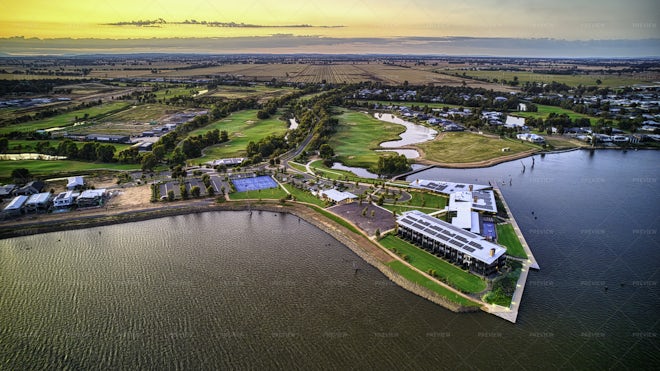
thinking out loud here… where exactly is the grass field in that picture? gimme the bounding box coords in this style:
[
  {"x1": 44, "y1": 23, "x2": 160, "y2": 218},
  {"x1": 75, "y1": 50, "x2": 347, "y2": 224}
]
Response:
[
  {"x1": 418, "y1": 132, "x2": 539, "y2": 164},
  {"x1": 228, "y1": 186, "x2": 288, "y2": 200},
  {"x1": 0, "y1": 102, "x2": 131, "y2": 134},
  {"x1": 6, "y1": 139, "x2": 133, "y2": 154},
  {"x1": 99, "y1": 104, "x2": 171, "y2": 123},
  {"x1": 192, "y1": 109, "x2": 289, "y2": 161},
  {"x1": 443, "y1": 69, "x2": 651, "y2": 88},
  {"x1": 330, "y1": 109, "x2": 406, "y2": 168},
  {"x1": 380, "y1": 235, "x2": 486, "y2": 293},
  {"x1": 496, "y1": 223, "x2": 528, "y2": 259},
  {"x1": 512, "y1": 104, "x2": 594, "y2": 123},
  {"x1": 386, "y1": 260, "x2": 480, "y2": 306},
  {"x1": 0, "y1": 159, "x2": 139, "y2": 178},
  {"x1": 281, "y1": 183, "x2": 327, "y2": 207}
]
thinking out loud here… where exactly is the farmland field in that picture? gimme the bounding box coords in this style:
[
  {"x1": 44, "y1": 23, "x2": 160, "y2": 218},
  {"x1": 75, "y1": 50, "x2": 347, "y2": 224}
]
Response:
[
  {"x1": 441, "y1": 69, "x2": 653, "y2": 88},
  {"x1": 192, "y1": 109, "x2": 288, "y2": 161}
]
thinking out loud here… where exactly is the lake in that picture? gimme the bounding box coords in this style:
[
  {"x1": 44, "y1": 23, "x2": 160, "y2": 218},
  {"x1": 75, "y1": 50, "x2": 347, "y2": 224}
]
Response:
[{"x1": 1, "y1": 149, "x2": 658, "y2": 369}]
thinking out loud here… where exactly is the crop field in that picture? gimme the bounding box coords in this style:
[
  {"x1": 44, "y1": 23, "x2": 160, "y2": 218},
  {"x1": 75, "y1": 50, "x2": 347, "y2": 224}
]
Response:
[
  {"x1": 418, "y1": 132, "x2": 539, "y2": 164},
  {"x1": 0, "y1": 102, "x2": 131, "y2": 134},
  {"x1": 191, "y1": 109, "x2": 288, "y2": 161},
  {"x1": 208, "y1": 85, "x2": 295, "y2": 103},
  {"x1": 442, "y1": 69, "x2": 654, "y2": 88},
  {"x1": 329, "y1": 109, "x2": 406, "y2": 168}
]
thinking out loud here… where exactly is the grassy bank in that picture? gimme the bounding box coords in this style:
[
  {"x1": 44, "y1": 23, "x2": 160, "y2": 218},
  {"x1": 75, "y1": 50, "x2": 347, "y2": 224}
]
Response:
[
  {"x1": 380, "y1": 235, "x2": 486, "y2": 293},
  {"x1": 386, "y1": 260, "x2": 479, "y2": 307},
  {"x1": 496, "y1": 223, "x2": 528, "y2": 259},
  {"x1": 228, "y1": 187, "x2": 288, "y2": 201},
  {"x1": 281, "y1": 183, "x2": 326, "y2": 207},
  {"x1": 483, "y1": 261, "x2": 522, "y2": 307},
  {"x1": 419, "y1": 132, "x2": 538, "y2": 164}
]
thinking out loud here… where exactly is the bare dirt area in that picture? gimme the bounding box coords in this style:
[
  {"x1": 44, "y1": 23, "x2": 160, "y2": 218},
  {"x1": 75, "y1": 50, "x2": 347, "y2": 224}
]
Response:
[
  {"x1": 328, "y1": 202, "x2": 396, "y2": 236},
  {"x1": 109, "y1": 185, "x2": 152, "y2": 209}
]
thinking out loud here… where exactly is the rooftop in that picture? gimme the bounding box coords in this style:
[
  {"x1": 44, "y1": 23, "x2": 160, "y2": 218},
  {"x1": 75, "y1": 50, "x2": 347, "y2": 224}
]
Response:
[
  {"x1": 321, "y1": 189, "x2": 357, "y2": 203},
  {"x1": 397, "y1": 210, "x2": 506, "y2": 265},
  {"x1": 411, "y1": 179, "x2": 491, "y2": 195}
]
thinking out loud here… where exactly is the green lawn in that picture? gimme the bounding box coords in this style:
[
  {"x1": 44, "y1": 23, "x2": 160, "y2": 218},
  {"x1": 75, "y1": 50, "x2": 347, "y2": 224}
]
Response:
[
  {"x1": 380, "y1": 235, "x2": 486, "y2": 293},
  {"x1": 282, "y1": 183, "x2": 326, "y2": 207},
  {"x1": 512, "y1": 104, "x2": 594, "y2": 123},
  {"x1": 496, "y1": 223, "x2": 528, "y2": 259},
  {"x1": 228, "y1": 186, "x2": 288, "y2": 200},
  {"x1": 191, "y1": 109, "x2": 288, "y2": 161},
  {"x1": 330, "y1": 109, "x2": 406, "y2": 168},
  {"x1": 308, "y1": 159, "x2": 376, "y2": 183},
  {"x1": 419, "y1": 132, "x2": 539, "y2": 164},
  {"x1": 0, "y1": 102, "x2": 131, "y2": 134},
  {"x1": 386, "y1": 260, "x2": 479, "y2": 307},
  {"x1": 7, "y1": 139, "x2": 132, "y2": 154},
  {"x1": 0, "y1": 160, "x2": 139, "y2": 178},
  {"x1": 287, "y1": 161, "x2": 308, "y2": 173}
]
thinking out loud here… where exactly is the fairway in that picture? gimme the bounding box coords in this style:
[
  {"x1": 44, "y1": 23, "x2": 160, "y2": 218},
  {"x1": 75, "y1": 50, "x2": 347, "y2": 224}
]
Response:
[
  {"x1": 329, "y1": 109, "x2": 406, "y2": 168},
  {"x1": 418, "y1": 132, "x2": 539, "y2": 164},
  {"x1": 193, "y1": 109, "x2": 288, "y2": 161}
]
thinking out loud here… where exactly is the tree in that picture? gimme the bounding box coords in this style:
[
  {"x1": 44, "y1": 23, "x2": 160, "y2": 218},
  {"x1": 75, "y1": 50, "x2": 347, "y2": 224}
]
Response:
[
  {"x1": 167, "y1": 190, "x2": 175, "y2": 201},
  {"x1": 596, "y1": 79, "x2": 602, "y2": 85},
  {"x1": 190, "y1": 185, "x2": 201, "y2": 198},
  {"x1": 12, "y1": 168, "x2": 30, "y2": 183},
  {"x1": 141, "y1": 153, "x2": 158, "y2": 171},
  {"x1": 180, "y1": 183, "x2": 189, "y2": 199},
  {"x1": 0, "y1": 138, "x2": 8, "y2": 153},
  {"x1": 206, "y1": 185, "x2": 215, "y2": 196},
  {"x1": 319, "y1": 144, "x2": 334, "y2": 159},
  {"x1": 96, "y1": 144, "x2": 116, "y2": 163}
]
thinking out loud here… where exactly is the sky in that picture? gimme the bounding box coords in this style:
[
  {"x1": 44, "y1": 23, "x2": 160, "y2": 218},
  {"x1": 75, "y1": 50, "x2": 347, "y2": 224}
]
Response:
[{"x1": 1, "y1": 0, "x2": 659, "y2": 56}]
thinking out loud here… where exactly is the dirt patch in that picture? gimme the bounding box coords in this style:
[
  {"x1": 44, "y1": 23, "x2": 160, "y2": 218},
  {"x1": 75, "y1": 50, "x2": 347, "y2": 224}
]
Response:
[
  {"x1": 328, "y1": 202, "x2": 396, "y2": 236},
  {"x1": 110, "y1": 186, "x2": 151, "y2": 209}
]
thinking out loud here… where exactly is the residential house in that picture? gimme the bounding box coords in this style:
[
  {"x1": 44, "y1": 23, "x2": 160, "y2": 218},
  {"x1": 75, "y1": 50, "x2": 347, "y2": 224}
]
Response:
[
  {"x1": 15, "y1": 181, "x2": 46, "y2": 196},
  {"x1": 25, "y1": 192, "x2": 53, "y2": 213},
  {"x1": 3, "y1": 195, "x2": 29, "y2": 217}
]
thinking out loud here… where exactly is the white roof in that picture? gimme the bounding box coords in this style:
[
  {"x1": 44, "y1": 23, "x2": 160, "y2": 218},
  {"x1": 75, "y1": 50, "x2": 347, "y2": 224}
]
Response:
[
  {"x1": 411, "y1": 179, "x2": 490, "y2": 195},
  {"x1": 78, "y1": 189, "x2": 106, "y2": 199},
  {"x1": 320, "y1": 189, "x2": 357, "y2": 203},
  {"x1": 397, "y1": 210, "x2": 506, "y2": 265},
  {"x1": 26, "y1": 192, "x2": 52, "y2": 205},
  {"x1": 4, "y1": 195, "x2": 28, "y2": 211},
  {"x1": 67, "y1": 176, "x2": 84, "y2": 188}
]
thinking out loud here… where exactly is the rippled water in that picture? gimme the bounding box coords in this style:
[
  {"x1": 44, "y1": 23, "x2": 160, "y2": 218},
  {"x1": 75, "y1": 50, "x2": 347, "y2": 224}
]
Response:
[{"x1": 1, "y1": 149, "x2": 658, "y2": 369}]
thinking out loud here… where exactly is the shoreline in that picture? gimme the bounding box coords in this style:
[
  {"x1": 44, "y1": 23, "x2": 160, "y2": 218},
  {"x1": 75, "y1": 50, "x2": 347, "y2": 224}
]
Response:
[{"x1": 0, "y1": 199, "x2": 479, "y2": 313}]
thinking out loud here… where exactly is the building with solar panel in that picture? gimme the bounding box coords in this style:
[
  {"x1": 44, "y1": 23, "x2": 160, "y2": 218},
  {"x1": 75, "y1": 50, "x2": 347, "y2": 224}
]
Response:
[{"x1": 396, "y1": 210, "x2": 507, "y2": 276}]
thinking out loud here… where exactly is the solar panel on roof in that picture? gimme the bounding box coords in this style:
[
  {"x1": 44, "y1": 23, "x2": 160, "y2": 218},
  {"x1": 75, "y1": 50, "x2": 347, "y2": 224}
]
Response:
[{"x1": 464, "y1": 246, "x2": 475, "y2": 253}]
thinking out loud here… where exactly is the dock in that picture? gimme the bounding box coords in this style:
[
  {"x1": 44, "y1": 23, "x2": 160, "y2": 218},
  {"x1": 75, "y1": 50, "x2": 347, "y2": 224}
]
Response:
[{"x1": 482, "y1": 183, "x2": 540, "y2": 323}]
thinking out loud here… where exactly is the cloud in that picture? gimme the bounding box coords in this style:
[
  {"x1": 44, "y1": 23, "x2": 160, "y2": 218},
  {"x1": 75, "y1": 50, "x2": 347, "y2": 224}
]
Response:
[{"x1": 1, "y1": 35, "x2": 658, "y2": 57}]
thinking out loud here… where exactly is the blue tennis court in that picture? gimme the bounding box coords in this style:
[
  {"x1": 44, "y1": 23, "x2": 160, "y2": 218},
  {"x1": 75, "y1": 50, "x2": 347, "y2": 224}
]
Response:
[
  {"x1": 482, "y1": 222, "x2": 497, "y2": 239},
  {"x1": 232, "y1": 176, "x2": 278, "y2": 192}
]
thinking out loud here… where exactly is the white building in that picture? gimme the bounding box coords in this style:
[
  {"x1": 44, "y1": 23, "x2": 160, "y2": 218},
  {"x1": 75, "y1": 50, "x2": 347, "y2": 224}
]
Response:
[
  {"x1": 516, "y1": 133, "x2": 545, "y2": 143},
  {"x1": 320, "y1": 189, "x2": 357, "y2": 204},
  {"x1": 53, "y1": 191, "x2": 78, "y2": 208}
]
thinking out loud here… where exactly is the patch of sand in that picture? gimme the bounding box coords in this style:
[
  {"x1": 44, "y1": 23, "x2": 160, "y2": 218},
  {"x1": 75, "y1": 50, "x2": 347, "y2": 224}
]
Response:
[{"x1": 109, "y1": 186, "x2": 152, "y2": 209}]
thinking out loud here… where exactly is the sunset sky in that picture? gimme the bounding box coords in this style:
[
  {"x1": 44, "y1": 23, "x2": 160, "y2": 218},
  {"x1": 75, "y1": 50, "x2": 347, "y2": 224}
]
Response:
[{"x1": 1, "y1": 0, "x2": 658, "y2": 56}]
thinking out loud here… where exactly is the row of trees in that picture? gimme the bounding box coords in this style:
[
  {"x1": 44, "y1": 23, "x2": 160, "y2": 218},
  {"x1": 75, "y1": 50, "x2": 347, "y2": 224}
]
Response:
[{"x1": 26, "y1": 140, "x2": 117, "y2": 162}]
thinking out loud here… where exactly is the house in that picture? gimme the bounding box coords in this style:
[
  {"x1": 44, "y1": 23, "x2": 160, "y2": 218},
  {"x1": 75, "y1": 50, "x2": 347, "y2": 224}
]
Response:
[
  {"x1": 443, "y1": 123, "x2": 465, "y2": 132},
  {"x1": 397, "y1": 210, "x2": 507, "y2": 276},
  {"x1": 25, "y1": 192, "x2": 53, "y2": 212},
  {"x1": 505, "y1": 116, "x2": 526, "y2": 128},
  {"x1": 516, "y1": 133, "x2": 545, "y2": 143},
  {"x1": 15, "y1": 181, "x2": 46, "y2": 196},
  {"x1": 518, "y1": 103, "x2": 528, "y2": 111},
  {"x1": 76, "y1": 189, "x2": 106, "y2": 208},
  {"x1": 3, "y1": 195, "x2": 29, "y2": 217},
  {"x1": 0, "y1": 184, "x2": 16, "y2": 200},
  {"x1": 85, "y1": 134, "x2": 130, "y2": 144},
  {"x1": 53, "y1": 191, "x2": 78, "y2": 208},
  {"x1": 67, "y1": 176, "x2": 84, "y2": 190},
  {"x1": 320, "y1": 189, "x2": 357, "y2": 204}
]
